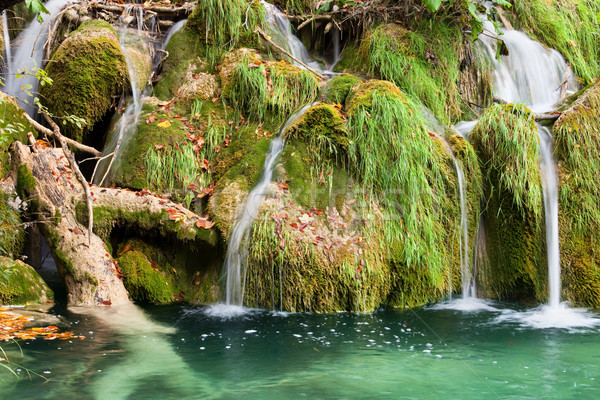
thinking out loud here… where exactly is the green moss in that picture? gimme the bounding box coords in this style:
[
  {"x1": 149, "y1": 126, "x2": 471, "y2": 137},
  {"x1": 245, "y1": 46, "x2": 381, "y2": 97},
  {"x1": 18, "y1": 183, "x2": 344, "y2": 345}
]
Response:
[
  {"x1": 509, "y1": 0, "x2": 600, "y2": 84},
  {"x1": 153, "y1": 28, "x2": 209, "y2": 100},
  {"x1": 224, "y1": 57, "x2": 320, "y2": 122},
  {"x1": 470, "y1": 103, "x2": 545, "y2": 301},
  {"x1": 16, "y1": 164, "x2": 36, "y2": 201},
  {"x1": 0, "y1": 256, "x2": 53, "y2": 304},
  {"x1": 346, "y1": 80, "x2": 453, "y2": 306},
  {"x1": 44, "y1": 227, "x2": 75, "y2": 275},
  {"x1": 41, "y1": 20, "x2": 128, "y2": 142},
  {"x1": 0, "y1": 92, "x2": 35, "y2": 177},
  {"x1": 75, "y1": 203, "x2": 217, "y2": 245},
  {"x1": 362, "y1": 22, "x2": 465, "y2": 124},
  {"x1": 554, "y1": 82, "x2": 600, "y2": 307},
  {"x1": 324, "y1": 74, "x2": 362, "y2": 107},
  {"x1": 117, "y1": 238, "x2": 221, "y2": 304},
  {"x1": 118, "y1": 249, "x2": 173, "y2": 304},
  {"x1": 333, "y1": 41, "x2": 372, "y2": 76}
]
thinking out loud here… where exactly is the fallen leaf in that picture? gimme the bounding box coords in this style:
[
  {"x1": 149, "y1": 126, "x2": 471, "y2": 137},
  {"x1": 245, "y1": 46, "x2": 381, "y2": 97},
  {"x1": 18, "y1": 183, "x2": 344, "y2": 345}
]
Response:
[{"x1": 157, "y1": 120, "x2": 171, "y2": 128}]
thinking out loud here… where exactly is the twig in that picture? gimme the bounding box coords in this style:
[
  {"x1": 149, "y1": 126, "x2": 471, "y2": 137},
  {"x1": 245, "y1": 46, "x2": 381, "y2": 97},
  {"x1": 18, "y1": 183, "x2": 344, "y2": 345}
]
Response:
[
  {"x1": 42, "y1": 113, "x2": 94, "y2": 247},
  {"x1": 298, "y1": 15, "x2": 331, "y2": 30},
  {"x1": 90, "y1": 152, "x2": 115, "y2": 184},
  {"x1": 23, "y1": 113, "x2": 101, "y2": 156},
  {"x1": 256, "y1": 27, "x2": 324, "y2": 79}
]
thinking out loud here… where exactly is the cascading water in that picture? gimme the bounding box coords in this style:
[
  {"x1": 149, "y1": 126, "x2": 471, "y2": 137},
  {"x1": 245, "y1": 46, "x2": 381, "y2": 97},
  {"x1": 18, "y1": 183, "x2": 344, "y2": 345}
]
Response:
[
  {"x1": 212, "y1": 104, "x2": 312, "y2": 315},
  {"x1": 4, "y1": 0, "x2": 68, "y2": 116},
  {"x1": 93, "y1": 13, "x2": 150, "y2": 185},
  {"x1": 260, "y1": 1, "x2": 326, "y2": 74},
  {"x1": 2, "y1": 11, "x2": 12, "y2": 74},
  {"x1": 454, "y1": 159, "x2": 474, "y2": 299},
  {"x1": 471, "y1": 18, "x2": 599, "y2": 327},
  {"x1": 537, "y1": 125, "x2": 560, "y2": 308}
]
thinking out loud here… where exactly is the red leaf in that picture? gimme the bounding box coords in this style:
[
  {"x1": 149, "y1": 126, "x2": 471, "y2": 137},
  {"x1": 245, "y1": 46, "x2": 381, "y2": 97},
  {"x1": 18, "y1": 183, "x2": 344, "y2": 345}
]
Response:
[{"x1": 101, "y1": 300, "x2": 112, "y2": 306}]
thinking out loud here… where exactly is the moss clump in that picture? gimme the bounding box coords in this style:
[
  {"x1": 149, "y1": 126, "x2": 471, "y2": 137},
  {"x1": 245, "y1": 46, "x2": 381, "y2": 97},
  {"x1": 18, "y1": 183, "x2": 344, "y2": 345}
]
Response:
[
  {"x1": 470, "y1": 104, "x2": 545, "y2": 301},
  {"x1": 153, "y1": 27, "x2": 209, "y2": 100},
  {"x1": 333, "y1": 41, "x2": 372, "y2": 76},
  {"x1": 0, "y1": 256, "x2": 53, "y2": 304},
  {"x1": 41, "y1": 20, "x2": 128, "y2": 142},
  {"x1": 362, "y1": 22, "x2": 464, "y2": 124},
  {"x1": 117, "y1": 238, "x2": 221, "y2": 305},
  {"x1": 118, "y1": 249, "x2": 172, "y2": 304},
  {"x1": 324, "y1": 74, "x2": 362, "y2": 106},
  {"x1": 346, "y1": 80, "x2": 454, "y2": 307},
  {"x1": 554, "y1": 82, "x2": 600, "y2": 307},
  {"x1": 285, "y1": 103, "x2": 348, "y2": 149},
  {"x1": 16, "y1": 164, "x2": 36, "y2": 201},
  {"x1": 223, "y1": 55, "x2": 320, "y2": 122},
  {"x1": 0, "y1": 192, "x2": 25, "y2": 258},
  {"x1": 509, "y1": 0, "x2": 600, "y2": 84},
  {"x1": 0, "y1": 92, "x2": 35, "y2": 177}
]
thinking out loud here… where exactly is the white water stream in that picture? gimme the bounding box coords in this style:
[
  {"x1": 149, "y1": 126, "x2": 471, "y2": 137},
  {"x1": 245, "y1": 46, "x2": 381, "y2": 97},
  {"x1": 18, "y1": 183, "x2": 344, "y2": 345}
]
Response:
[
  {"x1": 4, "y1": 0, "x2": 68, "y2": 116},
  {"x1": 217, "y1": 104, "x2": 311, "y2": 312},
  {"x1": 2, "y1": 11, "x2": 13, "y2": 74}
]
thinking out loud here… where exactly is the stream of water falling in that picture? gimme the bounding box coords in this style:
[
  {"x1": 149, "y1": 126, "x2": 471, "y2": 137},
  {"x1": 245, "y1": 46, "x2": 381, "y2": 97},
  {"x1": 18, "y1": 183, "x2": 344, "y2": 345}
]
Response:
[
  {"x1": 3, "y1": 0, "x2": 68, "y2": 116},
  {"x1": 213, "y1": 104, "x2": 312, "y2": 315},
  {"x1": 2, "y1": 11, "x2": 12, "y2": 74}
]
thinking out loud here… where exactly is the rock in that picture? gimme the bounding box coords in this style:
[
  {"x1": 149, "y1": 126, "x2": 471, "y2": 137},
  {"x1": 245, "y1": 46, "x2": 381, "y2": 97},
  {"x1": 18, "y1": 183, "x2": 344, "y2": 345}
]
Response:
[
  {"x1": 554, "y1": 81, "x2": 600, "y2": 307},
  {"x1": 40, "y1": 20, "x2": 129, "y2": 143},
  {"x1": 0, "y1": 256, "x2": 53, "y2": 305},
  {"x1": 0, "y1": 91, "x2": 35, "y2": 177},
  {"x1": 177, "y1": 67, "x2": 219, "y2": 103}
]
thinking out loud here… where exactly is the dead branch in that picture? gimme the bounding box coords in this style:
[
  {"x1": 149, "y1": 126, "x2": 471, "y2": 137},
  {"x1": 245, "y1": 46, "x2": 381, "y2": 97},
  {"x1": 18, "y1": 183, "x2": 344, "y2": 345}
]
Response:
[
  {"x1": 256, "y1": 27, "x2": 324, "y2": 79},
  {"x1": 42, "y1": 113, "x2": 94, "y2": 247},
  {"x1": 492, "y1": 96, "x2": 562, "y2": 121},
  {"x1": 24, "y1": 113, "x2": 102, "y2": 157}
]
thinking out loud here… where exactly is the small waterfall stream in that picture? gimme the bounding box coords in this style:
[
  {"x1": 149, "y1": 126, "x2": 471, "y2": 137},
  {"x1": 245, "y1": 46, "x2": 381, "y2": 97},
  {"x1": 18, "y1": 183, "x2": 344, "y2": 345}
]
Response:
[
  {"x1": 217, "y1": 104, "x2": 312, "y2": 312},
  {"x1": 2, "y1": 11, "x2": 12, "y2": 73},
  {"x1": 4, "y1": 0, "x2": 68, "y2": 116},
  {"x1": 454, "y1": 159, "x2": 474, "y2": 299}
]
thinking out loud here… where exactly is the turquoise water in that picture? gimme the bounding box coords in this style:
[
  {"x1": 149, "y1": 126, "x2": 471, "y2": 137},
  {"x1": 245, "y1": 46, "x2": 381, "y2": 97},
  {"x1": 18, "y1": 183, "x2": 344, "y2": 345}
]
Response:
[{"x1": 1, "y1": 302, "x2": 600, "y2": 399}]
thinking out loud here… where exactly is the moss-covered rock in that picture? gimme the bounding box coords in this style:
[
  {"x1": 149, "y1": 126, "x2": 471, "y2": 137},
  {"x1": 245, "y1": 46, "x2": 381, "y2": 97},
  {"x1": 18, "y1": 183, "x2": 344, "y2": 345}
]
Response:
[
  {"x1": 120, "y1": 33, "x2": 153, "y2": 94},
  {"x1": 324, "y1": 74, "x2": 362, "y2": 106},
  {"x1": 0, "y1": 91, "x2": 35, "y2": 177},
  {"x1": 285, "y1": 103, "x2": 348, "y2": 149},
  {"x1": 153, "y1": 27, "x2": 210, "y2": 100},
  {"x1": 117, "y1": 238, "x2": 220, "y2": 305},
  {"x1": 554, "y1": 81, "x2": 600, "y2": 307},
  {"x1": 361, "y1": 22, "x2": 465, "y2": 124},
  {"x1": 470, "y1": 104, "x2": 545, "y2": 301},
  {"x1": 41, "y1": 20, "x2": 128, "y2": 142},
  {"x1": 0, "y1": 256, "x2": 53, "y2": 304},
  {"x1": 222, "y1": 52, "x2": 320, "y2": 121},
  {"x1": 118, "y1": 249, "x2": 173, "y2": 304}
]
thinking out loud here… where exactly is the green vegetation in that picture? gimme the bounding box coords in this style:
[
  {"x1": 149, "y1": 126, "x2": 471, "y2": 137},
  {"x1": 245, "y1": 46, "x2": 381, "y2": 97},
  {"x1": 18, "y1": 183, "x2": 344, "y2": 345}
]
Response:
[
  {"x1": 363, "y1": 22, "x2": 464, "y2": 124},
  {"x1": 0, "y1": 92, "x2": 35, "y2": 177},
  {"x1": 0, "y1": 192, "x2": 25, "y2": 258},
  {"x1": 41, "y1": 20, "x2": 128, "y2": 142},
  {"x1": 324, "y1": 74, "x2": 362, "y2": 106},
  {"x1": 118, "y1": 249, "x2": 173, "y2": 304},
  {"x1": 0, "y1": 257, "x2": 53, "y2": 304},
  {"x1": 509, "y1": 0, "x2": 600, "y2": 84},
  {"x1": 186, "y1": 0, "x2": 265, "y2": 64},
  {"x1": 470, "y1": 103, "x2": 544, "y2": 301},
  {"x1": 554, "y1": 82, "x2": 600, "y2": 307},
  {"x1": 346, "y1": 80, "x2": 452, "y2": 305},
  {"x1": 225, "y1": 56, "x2": 320, "y2": 122}
]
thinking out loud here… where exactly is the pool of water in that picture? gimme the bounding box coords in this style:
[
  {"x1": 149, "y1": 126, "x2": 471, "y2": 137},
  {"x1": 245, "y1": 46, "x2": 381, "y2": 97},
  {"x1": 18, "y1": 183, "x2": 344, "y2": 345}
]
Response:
[{"x1": 1, "y1": 301, "x2": 599, "y2": 399}]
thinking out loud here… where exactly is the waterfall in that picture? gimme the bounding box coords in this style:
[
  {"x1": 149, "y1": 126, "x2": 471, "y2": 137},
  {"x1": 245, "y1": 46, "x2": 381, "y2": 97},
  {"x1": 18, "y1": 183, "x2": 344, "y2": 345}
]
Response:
[
  {"x1": 261, "y1": 1, "x2": 325, "y2": 74},
  {"x1": 2, "y1": 11, "x2": 12, "y2": 74},
  {"x1": 221, "y1": 105, "x2": 312, "y2": 309},
  {"x1": 93, "y1": 13, "x2": 149, "y2": 185},
  {"x1": 454, "y1": 159, "x2": 474, "y2": 299},
  {"x1": 4, "y1": 0, "x2": 68, "y2": 116},
  {"x1": 537, "y1": 124, "x2": 561, "y2": 308}
]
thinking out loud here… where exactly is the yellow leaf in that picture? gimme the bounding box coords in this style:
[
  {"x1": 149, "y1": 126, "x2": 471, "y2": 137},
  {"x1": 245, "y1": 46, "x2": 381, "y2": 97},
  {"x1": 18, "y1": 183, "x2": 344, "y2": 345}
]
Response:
[{"x1": 158, "y1": 120, "x2": 171, "y2": 128}]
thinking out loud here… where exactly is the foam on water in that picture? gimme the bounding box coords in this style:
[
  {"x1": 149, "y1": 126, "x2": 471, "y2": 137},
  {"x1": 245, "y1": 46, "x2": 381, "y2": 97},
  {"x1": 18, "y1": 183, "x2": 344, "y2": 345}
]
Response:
[
  {"x1": 204, "y1": 303, "x2": 252, "y2": 319},
  {"x1": 494, "y1": 303, "x2": 600, "y2": 331},
  {"x1": 431, "y1": 297, "x2": 499, "y2": 312}
]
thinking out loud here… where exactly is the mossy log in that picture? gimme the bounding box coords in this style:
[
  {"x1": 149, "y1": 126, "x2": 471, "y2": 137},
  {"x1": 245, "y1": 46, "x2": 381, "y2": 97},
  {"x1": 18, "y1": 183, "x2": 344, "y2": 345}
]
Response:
[{"x1": 10, "y1": 142, "x2": 214, "y2": 306}]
